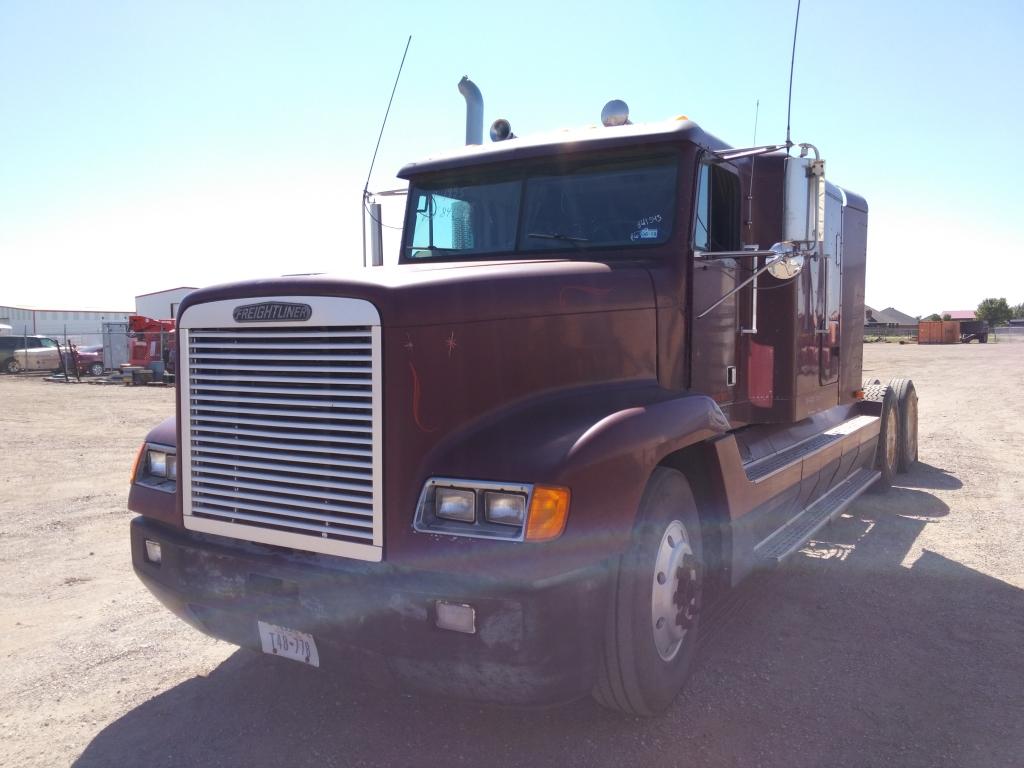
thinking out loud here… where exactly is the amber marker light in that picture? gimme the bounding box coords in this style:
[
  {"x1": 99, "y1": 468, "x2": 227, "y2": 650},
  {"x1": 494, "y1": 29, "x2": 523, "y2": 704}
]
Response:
[
  {"x1": 525, "y1": 486, "x2": 571, "y2": 541},
  {"x1": 130, "y1": 443, "x2": 145, "y2": 483},
  {"x1": 853, "y1": 389, "x2": 865, "y2": 400}
]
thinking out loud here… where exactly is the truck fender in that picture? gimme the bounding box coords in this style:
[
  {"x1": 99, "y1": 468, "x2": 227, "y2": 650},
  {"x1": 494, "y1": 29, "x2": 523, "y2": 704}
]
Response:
[
  {"x1": 555, "y1": 394, "x2": 729, "y2": 546},
  {"x1": 419, "y1": 387, "x2": 729, "y2": 560},
  {"x1": 564, "y1": 395, "x2": 730, "y2": 470}
]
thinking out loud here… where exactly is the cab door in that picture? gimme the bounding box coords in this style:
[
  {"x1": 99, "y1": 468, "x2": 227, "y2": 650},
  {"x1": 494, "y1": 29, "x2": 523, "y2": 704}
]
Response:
[{"x1": 689, "y1": 160, "x2": 745, "y2": 406}]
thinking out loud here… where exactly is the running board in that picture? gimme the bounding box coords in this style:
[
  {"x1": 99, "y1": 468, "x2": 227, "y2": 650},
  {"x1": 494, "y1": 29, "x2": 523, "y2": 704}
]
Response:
[
  {"x1": 744, "y1": 415, "x2": 879, "y2": 483},
  {"x1": 754, "y1": 467, "x2": 880, "y2": 564}
]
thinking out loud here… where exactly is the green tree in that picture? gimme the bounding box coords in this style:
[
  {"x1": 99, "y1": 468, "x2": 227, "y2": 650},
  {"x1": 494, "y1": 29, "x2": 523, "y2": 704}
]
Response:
[
  {"x1": 924, "y1": 313, "x2": 942, "y2": 321},
  {"x1": 1012, "y1": 302, "x2": 1024, "y2": 320},
  {"x1": 976, "y1": 298, "x2": 1013, "y2": 326},
  {"x1": 941, "y1": 313, "x2": 952, "y2": 321}
]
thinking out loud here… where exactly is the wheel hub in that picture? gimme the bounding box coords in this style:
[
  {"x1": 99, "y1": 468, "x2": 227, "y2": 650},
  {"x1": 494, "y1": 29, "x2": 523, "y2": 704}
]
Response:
[
  {"x1": 673, "y1": 555, "x2": 701, "y2": 630},
  {"x1": 650, "y1": 520, "x2": 701, "y2": 662}
]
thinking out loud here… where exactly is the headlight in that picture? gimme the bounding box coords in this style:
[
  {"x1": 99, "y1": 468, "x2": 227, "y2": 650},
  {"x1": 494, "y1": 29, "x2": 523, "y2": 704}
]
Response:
[
  {"x1": 484, "y1": 492, "x2": 526, "y2": 527},
  {"x1": 148, "y1": 450, "x2": 168, "y2": 477},
  {"x1": 436, "y1": 487, "x2": 475, "y2": 522},
  {"x1": 134, "y1": 443, "x2": 177, "y2": 493},
  {"x1": 414, "y1": 478, "x2": 568, "y2": 542}
]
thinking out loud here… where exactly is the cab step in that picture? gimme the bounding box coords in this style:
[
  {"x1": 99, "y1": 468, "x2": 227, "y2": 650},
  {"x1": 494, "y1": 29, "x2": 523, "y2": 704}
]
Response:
[
  {"x1": 743, "y1": 415, "x2": 878, "y2": 483},
  {"x1": 754, "y1": 467, "x2": 880, "y2": 564}
]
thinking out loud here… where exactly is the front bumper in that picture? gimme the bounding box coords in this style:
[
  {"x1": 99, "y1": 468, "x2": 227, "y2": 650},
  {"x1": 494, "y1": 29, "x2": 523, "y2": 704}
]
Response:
[{"x1": 131, "y1": 517, "x2": 609, "y2": 705}]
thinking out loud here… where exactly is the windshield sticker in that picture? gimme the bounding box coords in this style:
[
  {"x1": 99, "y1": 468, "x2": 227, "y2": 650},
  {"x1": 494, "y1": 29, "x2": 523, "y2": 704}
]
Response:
[
  {"x1": 630, "y1": 228, "x2": 660, "y2": 241},
  {"x1": 637, "y1": 214, "x2": 663, "y2": 228}
]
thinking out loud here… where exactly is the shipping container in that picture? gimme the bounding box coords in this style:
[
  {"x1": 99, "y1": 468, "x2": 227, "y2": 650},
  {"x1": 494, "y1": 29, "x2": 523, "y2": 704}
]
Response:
[{"x1": 918, "y1": 320, "x2": 961, "y2": 344}]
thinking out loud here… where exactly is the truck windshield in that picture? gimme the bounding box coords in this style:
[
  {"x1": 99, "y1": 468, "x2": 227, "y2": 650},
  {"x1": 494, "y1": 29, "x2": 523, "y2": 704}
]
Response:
[{"x1": 403, "y1": 156, "x2": 677, "y2": 261}]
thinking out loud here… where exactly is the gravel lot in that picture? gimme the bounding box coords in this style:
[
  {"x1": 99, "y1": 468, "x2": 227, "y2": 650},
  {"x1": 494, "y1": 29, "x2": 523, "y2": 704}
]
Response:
[{"x1": 2, "y1": 342, "x2": 1022, "y2": 768}]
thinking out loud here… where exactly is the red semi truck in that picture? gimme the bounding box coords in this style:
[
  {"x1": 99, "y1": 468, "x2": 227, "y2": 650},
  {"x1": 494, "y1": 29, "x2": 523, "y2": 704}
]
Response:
[{"x1": 128, "y1": 86, "x2": 918, "y2": 716}]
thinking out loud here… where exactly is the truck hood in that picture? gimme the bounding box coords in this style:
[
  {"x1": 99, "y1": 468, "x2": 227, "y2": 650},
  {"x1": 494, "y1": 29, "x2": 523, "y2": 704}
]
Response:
[{"x1": 177, "y1": 259, "x2": 655, "y2": 328}]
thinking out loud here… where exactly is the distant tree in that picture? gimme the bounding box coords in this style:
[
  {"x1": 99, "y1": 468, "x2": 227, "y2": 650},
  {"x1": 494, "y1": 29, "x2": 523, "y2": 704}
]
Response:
[
  {"x1": 924, "y1": 313, "x2": 942, "y2": 321},
  {"x1": 1012, "y1": 302, "x2": 1024, "y2": 320},
  {"x1": 976, "y1": 298, "x2": 1013, "y2": 326},
  {"x1": 941, "y1": 313, "x2": 952, "y2": 321}
]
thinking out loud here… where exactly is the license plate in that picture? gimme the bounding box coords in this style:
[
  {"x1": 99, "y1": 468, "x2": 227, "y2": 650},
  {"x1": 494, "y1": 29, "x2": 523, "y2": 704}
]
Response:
[{"x1": 257, "y1": 621, "x2": 320, "y2": 668}]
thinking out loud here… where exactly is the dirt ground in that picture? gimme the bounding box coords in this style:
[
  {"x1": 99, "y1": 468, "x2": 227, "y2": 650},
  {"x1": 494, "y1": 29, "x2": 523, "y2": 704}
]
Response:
[{"x1": 1, "y1": 342, "x2": 1022, "y2": 768}]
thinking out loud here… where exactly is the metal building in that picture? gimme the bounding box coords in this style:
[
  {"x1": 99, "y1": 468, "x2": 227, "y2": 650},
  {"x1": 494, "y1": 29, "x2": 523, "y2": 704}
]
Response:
[
  {"x1": 0, "y1": 304, "x2": 132, "y2": 344},
  {"x1": 135, "y1": 287, "x2": 197, "y2": 321}
]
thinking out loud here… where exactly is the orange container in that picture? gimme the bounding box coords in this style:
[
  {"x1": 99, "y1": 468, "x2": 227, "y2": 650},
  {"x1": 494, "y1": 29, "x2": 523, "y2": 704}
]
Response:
[{"x1": 918, "y1": 320, "x2": 961, "y2": 344}]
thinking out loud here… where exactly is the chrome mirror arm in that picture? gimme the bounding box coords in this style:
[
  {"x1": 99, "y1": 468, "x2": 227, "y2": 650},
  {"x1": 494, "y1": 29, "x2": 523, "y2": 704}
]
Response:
[
  {"x1": 696, "y1": 260, "x2": 777, "y2": 319},
  {"x1": 696, "y1": 243, "x2": 811, "y2": 319},
  {"x1": 694, "y1": 249, "x2": 779, "y2": 261}
]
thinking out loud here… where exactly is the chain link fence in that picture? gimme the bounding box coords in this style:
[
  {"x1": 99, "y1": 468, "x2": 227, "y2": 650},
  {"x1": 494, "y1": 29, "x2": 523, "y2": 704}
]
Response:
[
  {"x1": 0, "y1": 324, "x2": 174, "y2": 376},
  {"x1": 993, "y1": 326, "x2": 1024, "y2": 342}
]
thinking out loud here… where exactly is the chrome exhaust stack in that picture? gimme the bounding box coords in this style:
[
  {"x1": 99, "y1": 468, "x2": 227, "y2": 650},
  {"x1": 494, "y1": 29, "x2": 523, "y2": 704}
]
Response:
[{"x1": 458, "y1": 76, "x2": 483, "y2": 145}]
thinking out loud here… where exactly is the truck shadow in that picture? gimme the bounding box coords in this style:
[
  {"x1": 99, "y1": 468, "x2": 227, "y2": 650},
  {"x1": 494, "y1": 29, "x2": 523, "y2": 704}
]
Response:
[{"x1": 75, "y1": 468, "x2": 1024, "y2": 768}]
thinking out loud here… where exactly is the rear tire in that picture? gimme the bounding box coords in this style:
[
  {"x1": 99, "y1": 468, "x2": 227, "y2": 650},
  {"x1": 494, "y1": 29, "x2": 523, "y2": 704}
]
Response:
[
  {"x1": 888, "y1": 377, "x2": 918, "y2": 472},
  {"x1": 870, "y1": 387, "x2": 899, "y2": 491},
  {"x1": 88, "y1": 362, "x2": 105, "y2": 377},
  {"x1": 593, "y1": 468, "x2": 704, "y2": 716},
  {"x1": 3, "y1": 357, "x2": 21, "y2": 374}
]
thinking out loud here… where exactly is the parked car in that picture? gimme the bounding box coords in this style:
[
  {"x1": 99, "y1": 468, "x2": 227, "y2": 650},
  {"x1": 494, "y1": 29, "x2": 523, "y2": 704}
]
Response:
[
  {"x1": 63, "y1": 345, "x2": 106, "y2": 377},
  {"x1": 0, "y1": 335, "x2": 61, "y2": 373}
]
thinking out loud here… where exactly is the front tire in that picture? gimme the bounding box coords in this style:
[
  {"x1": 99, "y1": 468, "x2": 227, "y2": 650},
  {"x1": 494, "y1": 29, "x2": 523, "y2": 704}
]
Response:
[{"x1": 593, "y1": 468, "x2": 704, "y2": 716}]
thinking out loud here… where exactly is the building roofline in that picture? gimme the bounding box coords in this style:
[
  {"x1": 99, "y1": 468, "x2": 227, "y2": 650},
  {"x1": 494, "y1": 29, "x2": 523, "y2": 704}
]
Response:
[
  {"x1": 134, "y1": 287, "x2": 199, "y2": 298},
  {"x1": 0, "y1": 304, "x2": 132, "y2": 313}
]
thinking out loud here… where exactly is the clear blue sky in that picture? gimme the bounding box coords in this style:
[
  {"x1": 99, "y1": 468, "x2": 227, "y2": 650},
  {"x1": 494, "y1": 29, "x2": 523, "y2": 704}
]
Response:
[{"x1": 2, "y1": 0, "x2": 1021, "y2": 315}]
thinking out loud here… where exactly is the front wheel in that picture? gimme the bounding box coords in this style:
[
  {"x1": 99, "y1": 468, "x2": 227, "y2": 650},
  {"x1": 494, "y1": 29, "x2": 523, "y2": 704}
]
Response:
[{"x1": 593, "y1": 468, "x2": 704, "y2": 716}]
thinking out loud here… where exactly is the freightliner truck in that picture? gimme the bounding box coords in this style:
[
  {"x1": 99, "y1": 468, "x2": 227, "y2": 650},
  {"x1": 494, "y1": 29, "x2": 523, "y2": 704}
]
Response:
[{"x1": 129, "y1": 82, "x2": 919, "y2": 716}]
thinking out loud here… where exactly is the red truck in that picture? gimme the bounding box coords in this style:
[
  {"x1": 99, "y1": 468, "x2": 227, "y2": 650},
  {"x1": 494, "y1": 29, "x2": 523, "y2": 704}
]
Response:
[
  {"x1": 127, "y1": 315, "x2": 176, "y2": 372},
  {"x1": 129, "y1": 87, "x2": 918, "y2": 716}
]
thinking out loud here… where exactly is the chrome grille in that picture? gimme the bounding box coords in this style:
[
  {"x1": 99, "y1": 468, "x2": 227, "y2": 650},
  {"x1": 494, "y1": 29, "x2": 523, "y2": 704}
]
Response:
[{"x1": 180, "y1": 315, "x2": 382, "y2": 561}]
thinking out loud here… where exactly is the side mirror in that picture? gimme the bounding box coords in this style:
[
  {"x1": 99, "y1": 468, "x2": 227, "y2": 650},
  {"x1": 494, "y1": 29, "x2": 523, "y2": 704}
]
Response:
[
  {"x1": 782, "y1": 150, "x2": 825, "y2": 248},
  {"x1": 766, "y1": 243, "x2": 805, "y2": 280}
]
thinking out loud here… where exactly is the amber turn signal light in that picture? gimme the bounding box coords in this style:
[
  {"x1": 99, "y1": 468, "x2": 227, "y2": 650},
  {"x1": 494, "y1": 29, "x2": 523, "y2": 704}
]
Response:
[
  {"x1": 853, "y1": 389, "x2": 865, "y2": 400},
  {"x1": 525, "y1": 486, "x2": 570, "y2": 541},
  {"x1": 130, "y1": 443, "x2": 145, "y2": 483}
]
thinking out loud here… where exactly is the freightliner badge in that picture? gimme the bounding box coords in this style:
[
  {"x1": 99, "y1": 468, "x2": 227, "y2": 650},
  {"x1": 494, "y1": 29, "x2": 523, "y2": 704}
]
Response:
[{"x1": 233, "y1": 302, "x2": 313, "y2": 323}]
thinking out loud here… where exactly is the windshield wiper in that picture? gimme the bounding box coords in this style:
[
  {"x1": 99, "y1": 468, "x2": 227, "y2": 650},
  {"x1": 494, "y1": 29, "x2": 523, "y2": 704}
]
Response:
[
  {"x1": 527, "y1": 232, "x2": 590, "y2": 243},
  {"x1": 527, "y1": 232, "x2": 591, "y2": 252}
]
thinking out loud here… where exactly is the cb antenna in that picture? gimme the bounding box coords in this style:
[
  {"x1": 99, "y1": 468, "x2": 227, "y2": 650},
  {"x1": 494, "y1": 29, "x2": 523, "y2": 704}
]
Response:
[
  {"x1": 363, "y1": 35, "x2": 411, "y2": 199},
  {"x1": 362, "y1": 35, "x2": 412, "y2": 266},
  {"x1": 784, "y1": 0, "x2": 802, "y2": 152},
  {"x1": 746, "y1": 99, "x2": 760, "y2": 235}
]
